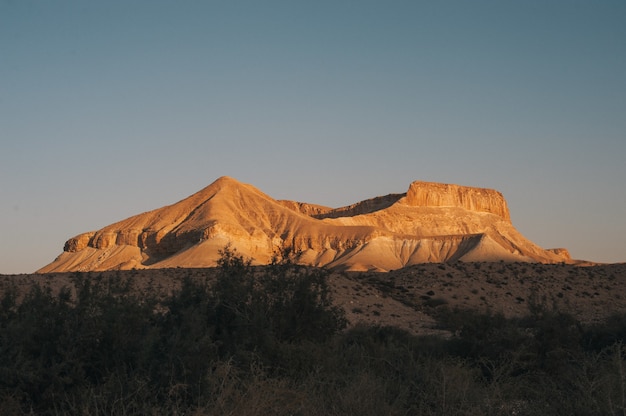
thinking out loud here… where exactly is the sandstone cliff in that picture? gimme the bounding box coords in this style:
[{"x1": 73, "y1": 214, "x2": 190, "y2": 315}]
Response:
[
  {"x1": 403, "y1": 181, "x2": 510, "y2": 221},
  {"x1": 38, "y1": 177, "x2": 572, "y2": 273}
]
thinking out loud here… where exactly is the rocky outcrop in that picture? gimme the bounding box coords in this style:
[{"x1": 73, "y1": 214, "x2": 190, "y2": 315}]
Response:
[
  {"x1": 278, "y1": 201, "x2": 333, "y2": 217},
  {"x1": 403, "y1": 181, "x2": 510, "y2": 221},
  {"x1": 313, "y1": 194, "x2": 404, "y2": 219},
  {"x1": 64, "y1": 232, "x2": 95, "y2": 252},
  {"x1": 547, "y1": 248, "x2": 571, "y2": 260},
  {"x1": 38, "y1": 176, "x2": 572, "y2": 273}
]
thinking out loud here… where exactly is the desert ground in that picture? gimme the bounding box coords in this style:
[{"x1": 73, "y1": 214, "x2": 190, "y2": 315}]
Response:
[{"x1": 3, "y1": 262, "x2": 625, "y2": 334}]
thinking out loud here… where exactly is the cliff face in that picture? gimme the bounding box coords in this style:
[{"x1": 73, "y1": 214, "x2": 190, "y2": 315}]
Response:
[
  {"x1": 403, "y1": 181, "x2": 510, "y2": 221},
  {"x1": 38, "y1": 177, "x2": 572, "y2": 273}
]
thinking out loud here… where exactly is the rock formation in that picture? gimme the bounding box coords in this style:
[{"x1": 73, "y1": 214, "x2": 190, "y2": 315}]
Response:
[
  {"x1": 38, "y1": 176, "x2": 572, "y2": 273},
  {"x1": 404, "y1": 181, "x2": 510, "y2": 221}
]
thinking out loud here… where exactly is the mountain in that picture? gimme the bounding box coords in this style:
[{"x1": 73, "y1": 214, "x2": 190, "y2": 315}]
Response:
[{"x1": 38, "y1": 176, "x2": 572, "y2": 273}]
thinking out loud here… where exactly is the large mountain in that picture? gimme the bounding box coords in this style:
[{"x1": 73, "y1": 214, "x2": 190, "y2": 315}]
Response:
[{"x1": 38, "y1": 176, "x2": 572, "y2": 273}]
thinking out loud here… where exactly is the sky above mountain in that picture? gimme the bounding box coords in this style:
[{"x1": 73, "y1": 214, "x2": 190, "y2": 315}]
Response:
[{"x1": 1, "y1": 0, "x2": 625, "y2": 273}]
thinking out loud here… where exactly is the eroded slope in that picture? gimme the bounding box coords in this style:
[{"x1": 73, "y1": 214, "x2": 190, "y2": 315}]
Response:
[{"x1": 39, "y1": 177, "x2": 571, "y2": 272}]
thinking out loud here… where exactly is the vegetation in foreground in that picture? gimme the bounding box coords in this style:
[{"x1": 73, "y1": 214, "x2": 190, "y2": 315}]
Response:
[{"x1": 2, "y1": 249, "x2": 626, "y2": 415}]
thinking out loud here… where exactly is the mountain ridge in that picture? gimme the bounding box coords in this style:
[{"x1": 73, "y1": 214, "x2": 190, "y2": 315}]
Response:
[{"x1": 38, "y1": 176, "x2": 572, "y2": 273}]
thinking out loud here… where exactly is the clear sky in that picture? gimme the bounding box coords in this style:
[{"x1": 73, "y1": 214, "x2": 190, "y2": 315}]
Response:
[{"x1": 1, "y1": 0, "x2": 625, "y2": 273}]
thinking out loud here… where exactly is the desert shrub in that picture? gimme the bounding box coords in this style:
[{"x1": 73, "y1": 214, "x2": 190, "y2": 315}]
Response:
[
  {"x1": 154, "y1": 275, "x2": 218, "y2": 397},
  {"x1": 436, "y1": 308, "x2": 525, "y2": 363},
  {"x1": 424, "y1": 297, "x2": 448, "y2": 308},
  {"x1": 209, "y1": 246, "x2": 347, "y2": 359},
  {"x1": 0, "y1": 246, "x2": 352, "y2": 414},
  {"x1": 152, "y1": 246, "x2": 348, "y2": 403},
  {"x1": 4, "y1": 256, "x2": 626, "y2": 415},
  {"x1": 583, "y1": 312, "x2": 626, "y2": 351},
  {"x1": 0, "y1": 276, "x2": 161, "y2": 414}
]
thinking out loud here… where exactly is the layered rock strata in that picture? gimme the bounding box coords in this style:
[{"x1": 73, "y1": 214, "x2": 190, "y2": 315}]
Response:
[{"x1": 39, "y1": 176, "x2": 572, "y2": 273}]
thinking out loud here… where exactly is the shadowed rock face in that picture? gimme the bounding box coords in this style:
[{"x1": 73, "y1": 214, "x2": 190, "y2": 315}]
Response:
[
  {"x1": 311, "y1": 194, "x2": 405, "y2": 219},
  {"x1": 39, "y1": 177, "x2": 573, "y2": 273}
]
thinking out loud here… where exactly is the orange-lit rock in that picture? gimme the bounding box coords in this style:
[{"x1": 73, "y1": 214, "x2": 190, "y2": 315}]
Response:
[
  {"x1": 404, "y1": 181, "x2": 510, "y2": 221},
  {"x1": 39, "y1": 176, "x2": 573, "y2": 273}
]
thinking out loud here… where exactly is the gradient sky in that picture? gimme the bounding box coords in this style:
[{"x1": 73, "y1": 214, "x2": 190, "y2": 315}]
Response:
[{"x1": 1, "y1": 0, "x2": 625, "y2": 274}]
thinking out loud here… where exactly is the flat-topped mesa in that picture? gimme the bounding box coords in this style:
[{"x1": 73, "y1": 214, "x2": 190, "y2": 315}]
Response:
[
  {"x1": 39, "y1": 176, "x2": 576, "y2": 273},
  {"x1": 404, "y1": 181, "x2": 511, "y2": 221}
]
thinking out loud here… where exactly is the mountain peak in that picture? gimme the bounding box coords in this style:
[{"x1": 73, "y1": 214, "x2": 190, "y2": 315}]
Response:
[
  {"x1": 196, "y1": 175, "x2": 249, "y2": 195},
  {"x1": 212, "y1": 175, "x2": 242, "y2": 186}
]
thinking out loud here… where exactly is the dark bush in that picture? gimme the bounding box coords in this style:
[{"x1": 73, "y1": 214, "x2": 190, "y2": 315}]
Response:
[
  {"x1": 0, "y1": 247, "x2": 347, "y2": 414},
  {"x1": 2, "y1": 253, "x2": 626, "y2": 415}
]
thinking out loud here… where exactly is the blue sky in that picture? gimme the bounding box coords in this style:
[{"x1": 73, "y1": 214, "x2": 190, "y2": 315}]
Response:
[{"x1": 1, "y1": 0, "x2": 625, "y2": 273}]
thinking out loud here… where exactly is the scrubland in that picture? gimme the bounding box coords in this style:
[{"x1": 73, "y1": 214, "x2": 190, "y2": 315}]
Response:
[{"x1": 1, "y1": 254, "x2": 626, "y2": 415}]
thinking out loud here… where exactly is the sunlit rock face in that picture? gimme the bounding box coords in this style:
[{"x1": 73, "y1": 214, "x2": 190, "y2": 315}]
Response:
[
  {"x1": 63, "y1": 232, "x2": 95, "y2": 252},
  {"x1": 404, "y1": 181, "x2": 511, "y2": 221},
  {"x1": 39, "y1": 176, "x2": 572, "y2": 273}
]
